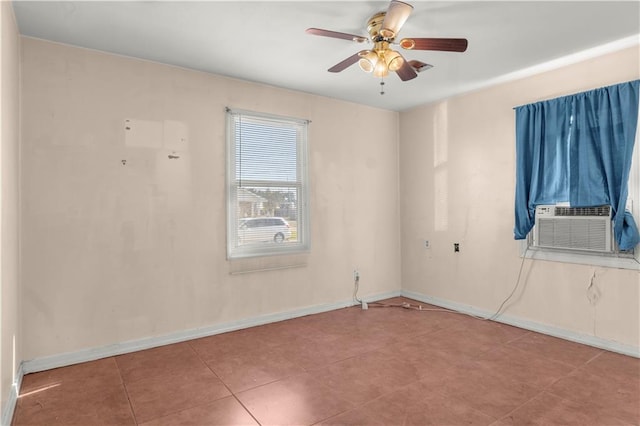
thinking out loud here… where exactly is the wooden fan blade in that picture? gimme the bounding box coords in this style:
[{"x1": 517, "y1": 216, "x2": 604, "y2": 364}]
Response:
[
  {"x1": 396, "y1": 56, "x2": 418, "y2": 81},
  {"x1": 328, "y1": 53, "x2": 361, "y2": 73},
  {"x1": 381, "y1": 0, "x2": 414, "y2": 38},
  {"x1": 400, "y1": 37, "x2": 468, "y2": 52},
  {"x1": 306, "y1": 28, "x2": 367, "y2": 43}
]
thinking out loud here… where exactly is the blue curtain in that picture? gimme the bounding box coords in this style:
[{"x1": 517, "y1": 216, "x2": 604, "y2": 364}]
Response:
[
  {"x1": 514, "y1": 97, "x2": 571, "y2": 239},
  {"x1": 514, "y1": 80, "x2": 640, "y2": 250}
]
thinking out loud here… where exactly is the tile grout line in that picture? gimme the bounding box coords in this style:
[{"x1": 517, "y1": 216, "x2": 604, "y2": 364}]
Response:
[
  {"x1": 187, "y1": 340, "x2": 263, "y2": 426},
  {"x1": 581, "y1": 348, "x2": 607, "y2": 367},
  {"x1": 229, "y1": 393, "x2": 263, "y2": 426},
  {"x1": 541, "y1": 349, "x2": 612, "y2": 404},
  {"x1": 491, "y1": 388, "x2": 547, "y2": 424},
  {"x1": 469, "y1": 331, "x2": 543, "y2": 425},
  {"x1": 466, "y1": 329, "x2": 571, "y2": 424},
  {"x1": 494, "y1": 345, "x2": 609, "y2": 424},
  {"x1": 494, "y1": 340, "x2": 602, "y2": 371},
  {"x1": 303, "y1": 370, "x2": 363, "y2": 425},
  {"x1": 113, "y1": 356, "x2": 140, "y2": 425}
]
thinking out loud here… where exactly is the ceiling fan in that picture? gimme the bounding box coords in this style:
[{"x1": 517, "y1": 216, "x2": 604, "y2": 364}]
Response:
[{"x1": 306, "y1": 0, "x2": 468, "y2": 83}]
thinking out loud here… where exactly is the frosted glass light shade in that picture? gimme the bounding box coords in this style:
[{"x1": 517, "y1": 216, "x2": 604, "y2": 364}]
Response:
[
  {"x1": 384, "y1": 50, "x2": 404, "y2": 71},
  {"x1": 373, "y1": 54, "x2": 389, "y2": 77},
  {"x1": 358, "y1": 50, "x2": 378, "y2": 73}
]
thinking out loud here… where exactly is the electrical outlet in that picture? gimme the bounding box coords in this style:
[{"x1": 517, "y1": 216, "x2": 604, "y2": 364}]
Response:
[
  {"x1": 454, "y1": 243, "x2": 460, "y2": 252},
  {"x1": 424, "y1": 240, "x2": 430, "y2": 248}
]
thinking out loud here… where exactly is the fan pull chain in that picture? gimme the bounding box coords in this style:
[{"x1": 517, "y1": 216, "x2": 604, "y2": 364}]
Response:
[{"x1": 380, "y1": 78, "x2": 385, "y2": 95}]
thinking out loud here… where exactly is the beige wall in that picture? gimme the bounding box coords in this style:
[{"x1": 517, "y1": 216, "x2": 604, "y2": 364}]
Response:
[
  {"x1": 400, "y1": 46, "x2": 640, "y2": 349},
  {"x1": 20, "y1": 38, "x2": 401, "y2": 361},
  {"x1": 16, "y1": 32, "x2": 640, "y2": 364},
  {"x1": 1, "y1": 0, "x2": 21, "y2": 414}
]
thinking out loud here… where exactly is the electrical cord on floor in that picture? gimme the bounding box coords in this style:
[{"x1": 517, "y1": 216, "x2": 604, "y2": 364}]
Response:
[
  {"x1": 367, "y1": 300, "x2": 489, "y2": 321},
  {"x1": 364, "y1": 247, "x2": 531, "y2": 322}
]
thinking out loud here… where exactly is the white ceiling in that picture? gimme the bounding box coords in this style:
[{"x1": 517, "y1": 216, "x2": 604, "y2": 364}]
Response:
[{"x1": 11, "y1": 1, "x2": 640, "y2": 111}]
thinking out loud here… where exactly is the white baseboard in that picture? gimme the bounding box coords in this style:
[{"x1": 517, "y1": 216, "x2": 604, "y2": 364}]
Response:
[
  {"x1": 1, "y1": 363, "x2": 23, "y2": 426},
  {"x1": 401, "y1": 289, "x2": 640, "y2": 358},
  {"x1": 21, "y1": 289, "x2": 400, "y2": 375}
]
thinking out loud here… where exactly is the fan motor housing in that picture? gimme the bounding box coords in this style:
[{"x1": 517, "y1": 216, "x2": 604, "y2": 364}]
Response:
[{"x1": 366, "y1": 12, "x2": 388, "y2": 40}]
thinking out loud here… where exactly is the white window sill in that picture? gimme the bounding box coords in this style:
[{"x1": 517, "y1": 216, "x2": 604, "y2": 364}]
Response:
[{"x1": 520, "y1": 242, "x2": 640, "y2": 270}]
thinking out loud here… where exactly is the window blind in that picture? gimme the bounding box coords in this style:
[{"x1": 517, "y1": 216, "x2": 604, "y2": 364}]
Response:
[{"x1": 226, "y1": 108, "x2": 310, "y2": 259}]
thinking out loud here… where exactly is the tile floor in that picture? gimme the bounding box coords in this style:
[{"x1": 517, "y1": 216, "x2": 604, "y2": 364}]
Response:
[{"x1": 12, "y1": 297, "x2": 640, "y2": 425}]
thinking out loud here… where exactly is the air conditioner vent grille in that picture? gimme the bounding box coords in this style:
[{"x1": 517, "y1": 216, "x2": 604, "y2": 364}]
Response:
[
  {"x1": 538, "y1": 218, "x2": 609, "y2": 251},
  {"x1": 533, "y1": 205, "x2": 612, "y2": 253},
  {"x1": 555, "y1": 206, "x2": 610, "y2": 217}
]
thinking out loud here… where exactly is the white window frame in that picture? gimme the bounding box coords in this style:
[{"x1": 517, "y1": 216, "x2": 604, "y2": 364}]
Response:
[
  {"x1": 521, "y1": 110, "x2": 640, "y2": 270},
  {"x1": 226, "y1": 108, "x2": 310, "y2": 259}
]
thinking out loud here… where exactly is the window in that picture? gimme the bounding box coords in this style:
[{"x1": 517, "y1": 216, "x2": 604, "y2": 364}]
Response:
[
  {"x1": 515, "y1": 81, "x2": 640, "y2": 268},
  {"x1": 226, "y1": 108, "x2": 310, "y2": 259}
]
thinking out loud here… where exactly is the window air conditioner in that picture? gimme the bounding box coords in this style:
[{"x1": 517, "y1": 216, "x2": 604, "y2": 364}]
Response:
[{"x1": 533, "y1": 205, "x2": 612, "y2": 253}]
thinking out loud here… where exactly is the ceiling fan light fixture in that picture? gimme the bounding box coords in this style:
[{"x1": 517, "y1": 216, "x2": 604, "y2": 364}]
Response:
[
  {"x1": 373, "y1": 53, "x2": 389, "y2": 78},
  {"x1": 384, "y1": 50, "x2": 403, "y2": 71},
  {"x1": 380, "y1": 0, "x2": 414, "y2": 38},
  {"x1": 379, "y1": 28, "x2": 395, "y2": 39},
  {"x1": 307, "y1": 1, "x2": 468, "y2": 84},
  {"x1": 358, "y1": 50, "x2": 378, "y2": 73}
]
